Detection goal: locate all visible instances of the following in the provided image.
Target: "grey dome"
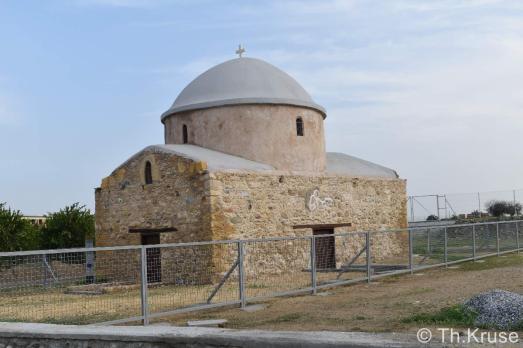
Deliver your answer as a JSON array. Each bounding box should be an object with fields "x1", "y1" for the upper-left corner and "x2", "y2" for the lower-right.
[{"x1": 161, "y1": 57, "x2": 326, "y2": 122}]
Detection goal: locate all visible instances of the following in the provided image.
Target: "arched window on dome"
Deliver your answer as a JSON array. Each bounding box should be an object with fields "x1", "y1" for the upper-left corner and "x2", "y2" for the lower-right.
[
  {"x1": 296, "y1": 117, "x2": 304, "y2": 136},
  {"x1": 183, "y1": 124, "x2": 188, "y2": 144},
  {"x1": 144, "y1": 161, "x2": 153, "y2": 185}
]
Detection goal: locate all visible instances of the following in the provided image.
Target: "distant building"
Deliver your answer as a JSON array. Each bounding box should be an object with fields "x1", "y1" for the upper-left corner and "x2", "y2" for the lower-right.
[{"x1": 22, "y1": 216, "x2": 46, "y2": 226}]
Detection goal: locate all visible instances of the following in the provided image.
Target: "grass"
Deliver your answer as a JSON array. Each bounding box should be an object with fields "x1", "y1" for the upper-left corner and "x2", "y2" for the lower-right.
[
  {"x1": 401, "y1": 287, "x2": 434, "y2": 296},
  {"x1": 457, "y1": 253, "x2": 523, "y2": 271},
  {"x1": 270, "y1": 313, "x2": 304, "y2": 323},
  {"x1": 0, "y1": 272, "x2": 326, "y2": 324},
  {"x1": 401, "y1": 305, "x2": 478, "y2": 327},
  {"x1": 403, "y1": 304, "x2": 523, "y2": 331},
  {"x1": 401, "y1": 259, "x2": 523, "y2": 331},
  {"x1": 247, "y1": 283, "x2": 269, "y2": 289},
  {"x1": 161, "y1": 251, "x2": 523, "y2": 332}
]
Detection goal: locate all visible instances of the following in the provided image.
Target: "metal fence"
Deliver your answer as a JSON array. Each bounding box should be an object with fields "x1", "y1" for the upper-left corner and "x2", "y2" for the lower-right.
[
  {"x1": 408, "y1": 189, "x2": 523, "y2": 222},
  {"x1": 0, "y1": 220, "x2": 521, "y2": 326}
]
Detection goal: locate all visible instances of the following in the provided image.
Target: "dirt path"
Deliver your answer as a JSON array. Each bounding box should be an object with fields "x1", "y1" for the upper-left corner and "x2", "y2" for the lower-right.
[{"x1": 162, "y1": 253, "x2": 523, "y2": 333}]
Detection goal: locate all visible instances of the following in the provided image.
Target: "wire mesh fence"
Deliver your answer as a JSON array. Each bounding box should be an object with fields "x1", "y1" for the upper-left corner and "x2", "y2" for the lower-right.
[
  {"x1": 0, "y1": 220, "x2": 521, "y2": 326},
  {"x1": 146, "y1": 241, "x2": 242, "y2": 319},
  {"x1": 0, "y1": 247, "x2": 142, "y2": 324},
  {"x1": 411, "y1": 227, "x2": 446, "y2": 266},
  {"x1": 316, "y1": 233, "x2": 369, "y2": 288},
  {"x1": 408, "y1": 189, "x2": 523, "y2": 222},
  {"x1": 475, "y1": 223, "x2": 498, "y2": 257},
  {"x1": 243, "y1": 237, "x2": 312, "y2": 300},
  {"x1": 369, "y1": 230, "x2": 409, "y2": 278}
]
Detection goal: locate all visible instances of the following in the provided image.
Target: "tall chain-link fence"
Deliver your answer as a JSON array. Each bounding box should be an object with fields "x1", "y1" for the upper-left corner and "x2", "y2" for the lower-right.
[
  {"x1": 0, "y1": 220, "x2": 521, "y2": 325},
  {"x1": 408, "y1": 189, "x2": 523, "y2": 222}
]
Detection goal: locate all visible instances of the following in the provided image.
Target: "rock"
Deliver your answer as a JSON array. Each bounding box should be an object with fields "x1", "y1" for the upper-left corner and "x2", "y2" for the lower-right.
[
  {"x1": 241, "y1": 304, "x2": 266, "y2": 312},
  {"x1": 315, "y1": 291, "x2": 332, "y2": 297},
  {"x1": 464, "y1": 289, "x2": 523, "y2": 330},
  {"x1": 230, "y1": 216, "x2": 242, "y2": 224}
]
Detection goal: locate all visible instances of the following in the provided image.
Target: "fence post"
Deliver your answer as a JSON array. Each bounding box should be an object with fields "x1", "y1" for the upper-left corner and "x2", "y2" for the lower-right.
[
  {"x1": 496, "y1": 223, "x2": 500, "y2": 256},
  {"x1": 408, "y1": 229, "x2": 413, "y2": 274},
  {"x1": 427, "y1": 229, "x2": 431, "y2": 255},
  {"x1": 472, "y1": 225, "x2": 476, "y2": 261},
  {"x1": 85, "y1": 240, "x2": 95, "y2": 284},
  {"x1": 42, "y1": 254, "x2": 48, "y2": 287},
  {"x1": 517, "y1": 221, "x2": 520, "y2": 254},
  {"x1": 514, "y1": 190, "x2": 517, "y2": 217},
  {"x1": 477, "y1": 192, "x2": 481, "y2": 214},
  {"x1": 409, "y1": 196, "x2": 414, "y2": 222},
  {"x1": 140, "y1": 246, "x2": 149, "y2": 326},
  {"x1": 436, "y1": 195, "x2": 441, "y2": 220},
  {"x1": 366, "y1": 232, "x2": 371, "y2": 283},
  {"x1": 444, "y1": 227, "x2": 448, "y2": 268},
  {"x1": 238, "y1": 241, "x2": 246, "y2": 308},
  {"x1": 310, "y1": 236, "x2": 317, "y2": 294}
]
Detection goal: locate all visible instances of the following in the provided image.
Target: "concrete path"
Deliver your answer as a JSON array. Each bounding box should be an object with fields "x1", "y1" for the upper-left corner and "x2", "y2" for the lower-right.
[{"x1": 0, "y1": 322, "x2": 462, "y2": 347}]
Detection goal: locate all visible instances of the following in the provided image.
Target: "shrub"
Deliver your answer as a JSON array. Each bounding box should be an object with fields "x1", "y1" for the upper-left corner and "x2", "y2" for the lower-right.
[
  {"x1": 468, "y1": 210, "x2": 481, "y2": 218},
  {"x1": 41, "y1": 203, "x2": 95, "y2": 250},
  {"x1": 506, "y1": 202, "x2": 522, "y2": 216},
  {"x1": 402, "y1": 305, "x2": 477, "y2": 327},
  {"x1": 0, "y1": 203, "x2": 40, "y2": 252},
  {"x1": 486, "y1": 200, "x2": 522, "y2": 217}
]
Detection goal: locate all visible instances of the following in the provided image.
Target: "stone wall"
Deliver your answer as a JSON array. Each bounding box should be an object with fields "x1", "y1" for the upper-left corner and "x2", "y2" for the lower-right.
[
  {"x1": 163, "y1": 104, "x2": 326, "y2": 172},
  {"x1": 95, "y1": 148, "x2": 408, "y2": 282},
  {"x1": 94, "y1": 148, "x2": 212, "y2": 283},
  {"x1": 209, "y1": 172, "x2": 407, "y2": 238},
  {"x1": 95, "y1": 150, "x2": 211, "y2": 247},
  {"x1": 208, "y1": 172, "x2": 408, "y2": 272}
]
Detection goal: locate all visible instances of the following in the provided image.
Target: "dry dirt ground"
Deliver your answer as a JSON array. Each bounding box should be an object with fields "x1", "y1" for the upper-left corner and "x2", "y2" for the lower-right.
[{"x1": 160, "y1": 253, "x2": 523, "y2": 333}]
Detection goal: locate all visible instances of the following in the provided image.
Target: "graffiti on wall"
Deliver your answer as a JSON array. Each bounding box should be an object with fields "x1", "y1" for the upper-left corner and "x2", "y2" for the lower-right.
[{"x1": 306, "y1": 188, "x2": 334, "y2": 212}]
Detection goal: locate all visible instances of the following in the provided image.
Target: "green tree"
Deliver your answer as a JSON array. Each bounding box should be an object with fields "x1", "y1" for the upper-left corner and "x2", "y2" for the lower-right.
[
  {"x1": 0, "y1": 203, "x2": 40, "y2": 252},
  {"x1": 486, "y1": 200, "x2": 508, "y2": 217},
  {"x1": 426, "y1": 214, "x2": 439, "y2": 221},
  {"x1": 506, "y1": 202, "x2": 522, "y2": 217},
  {"x1": 486, "y1": 200, "x2": 522, "y2": 218},
  {"x1": 41, "y1": 203, "x2": 95, "y2": 249}
]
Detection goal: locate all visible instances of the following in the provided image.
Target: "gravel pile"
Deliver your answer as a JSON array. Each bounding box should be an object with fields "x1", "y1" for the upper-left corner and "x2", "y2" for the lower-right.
[{"x1": 464, "y1": 289, "x2": 523, "y2": 330}]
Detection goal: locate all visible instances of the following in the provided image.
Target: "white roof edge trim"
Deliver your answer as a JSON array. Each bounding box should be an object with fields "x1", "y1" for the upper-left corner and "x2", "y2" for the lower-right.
[
  {"x1": 161, "y1": 97, "x2": 326, "y2": 122},
  {"x1": 112, "y1": 144, "x2": 275, "y2": 174}
]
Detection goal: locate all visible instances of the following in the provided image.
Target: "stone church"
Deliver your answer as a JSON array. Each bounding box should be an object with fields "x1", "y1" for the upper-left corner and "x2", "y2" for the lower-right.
[{"x1": 95, "y1": 54, "x2": 407, "y2": 280}]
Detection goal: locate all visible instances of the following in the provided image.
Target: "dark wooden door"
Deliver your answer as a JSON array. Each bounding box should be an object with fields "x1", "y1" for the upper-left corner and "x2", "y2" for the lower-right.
[
  {"x1": 141, "y1": 233, "x2": 161, "y2": 283},
  {"x1": 313, "y1": 229, "x2": 336, "y2": 270}
]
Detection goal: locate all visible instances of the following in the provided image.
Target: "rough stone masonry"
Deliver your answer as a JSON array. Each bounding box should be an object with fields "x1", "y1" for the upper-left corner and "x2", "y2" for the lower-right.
[
  {"x1": 94, "y1": 55, "x2": 408, "y2": 283},
  {"x1": 95, "y1": 146, "x2": 407, "y2": 282}
]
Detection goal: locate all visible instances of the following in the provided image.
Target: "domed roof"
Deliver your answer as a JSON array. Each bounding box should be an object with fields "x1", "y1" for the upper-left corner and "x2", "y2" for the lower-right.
[{"x1": 161, "y1": 57, "x2": 326, "y2": 122}]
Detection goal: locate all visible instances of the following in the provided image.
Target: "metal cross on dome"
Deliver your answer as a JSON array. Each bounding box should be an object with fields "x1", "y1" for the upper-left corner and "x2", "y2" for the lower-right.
[{"x1": 235, "y1": 44, "x2": 245, "y2": 58}]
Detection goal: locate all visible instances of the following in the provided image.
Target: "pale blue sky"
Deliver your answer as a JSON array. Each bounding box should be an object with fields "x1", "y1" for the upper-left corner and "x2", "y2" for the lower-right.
[{"x1": 1, "y1": 0, "x2": 523, "y2": 215}]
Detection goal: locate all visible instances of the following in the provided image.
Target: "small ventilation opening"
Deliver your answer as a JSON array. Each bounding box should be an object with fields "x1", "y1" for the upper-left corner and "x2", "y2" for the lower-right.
[
  {"x1": 144, "y1": 161, "x2": 153, "y2": 185},
  {"x1": 183, "y1": 124, "x2": 188, "y2": 144},
  {"x1": 296, "y1": 117, "x2": 304, "y2": 136}
]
